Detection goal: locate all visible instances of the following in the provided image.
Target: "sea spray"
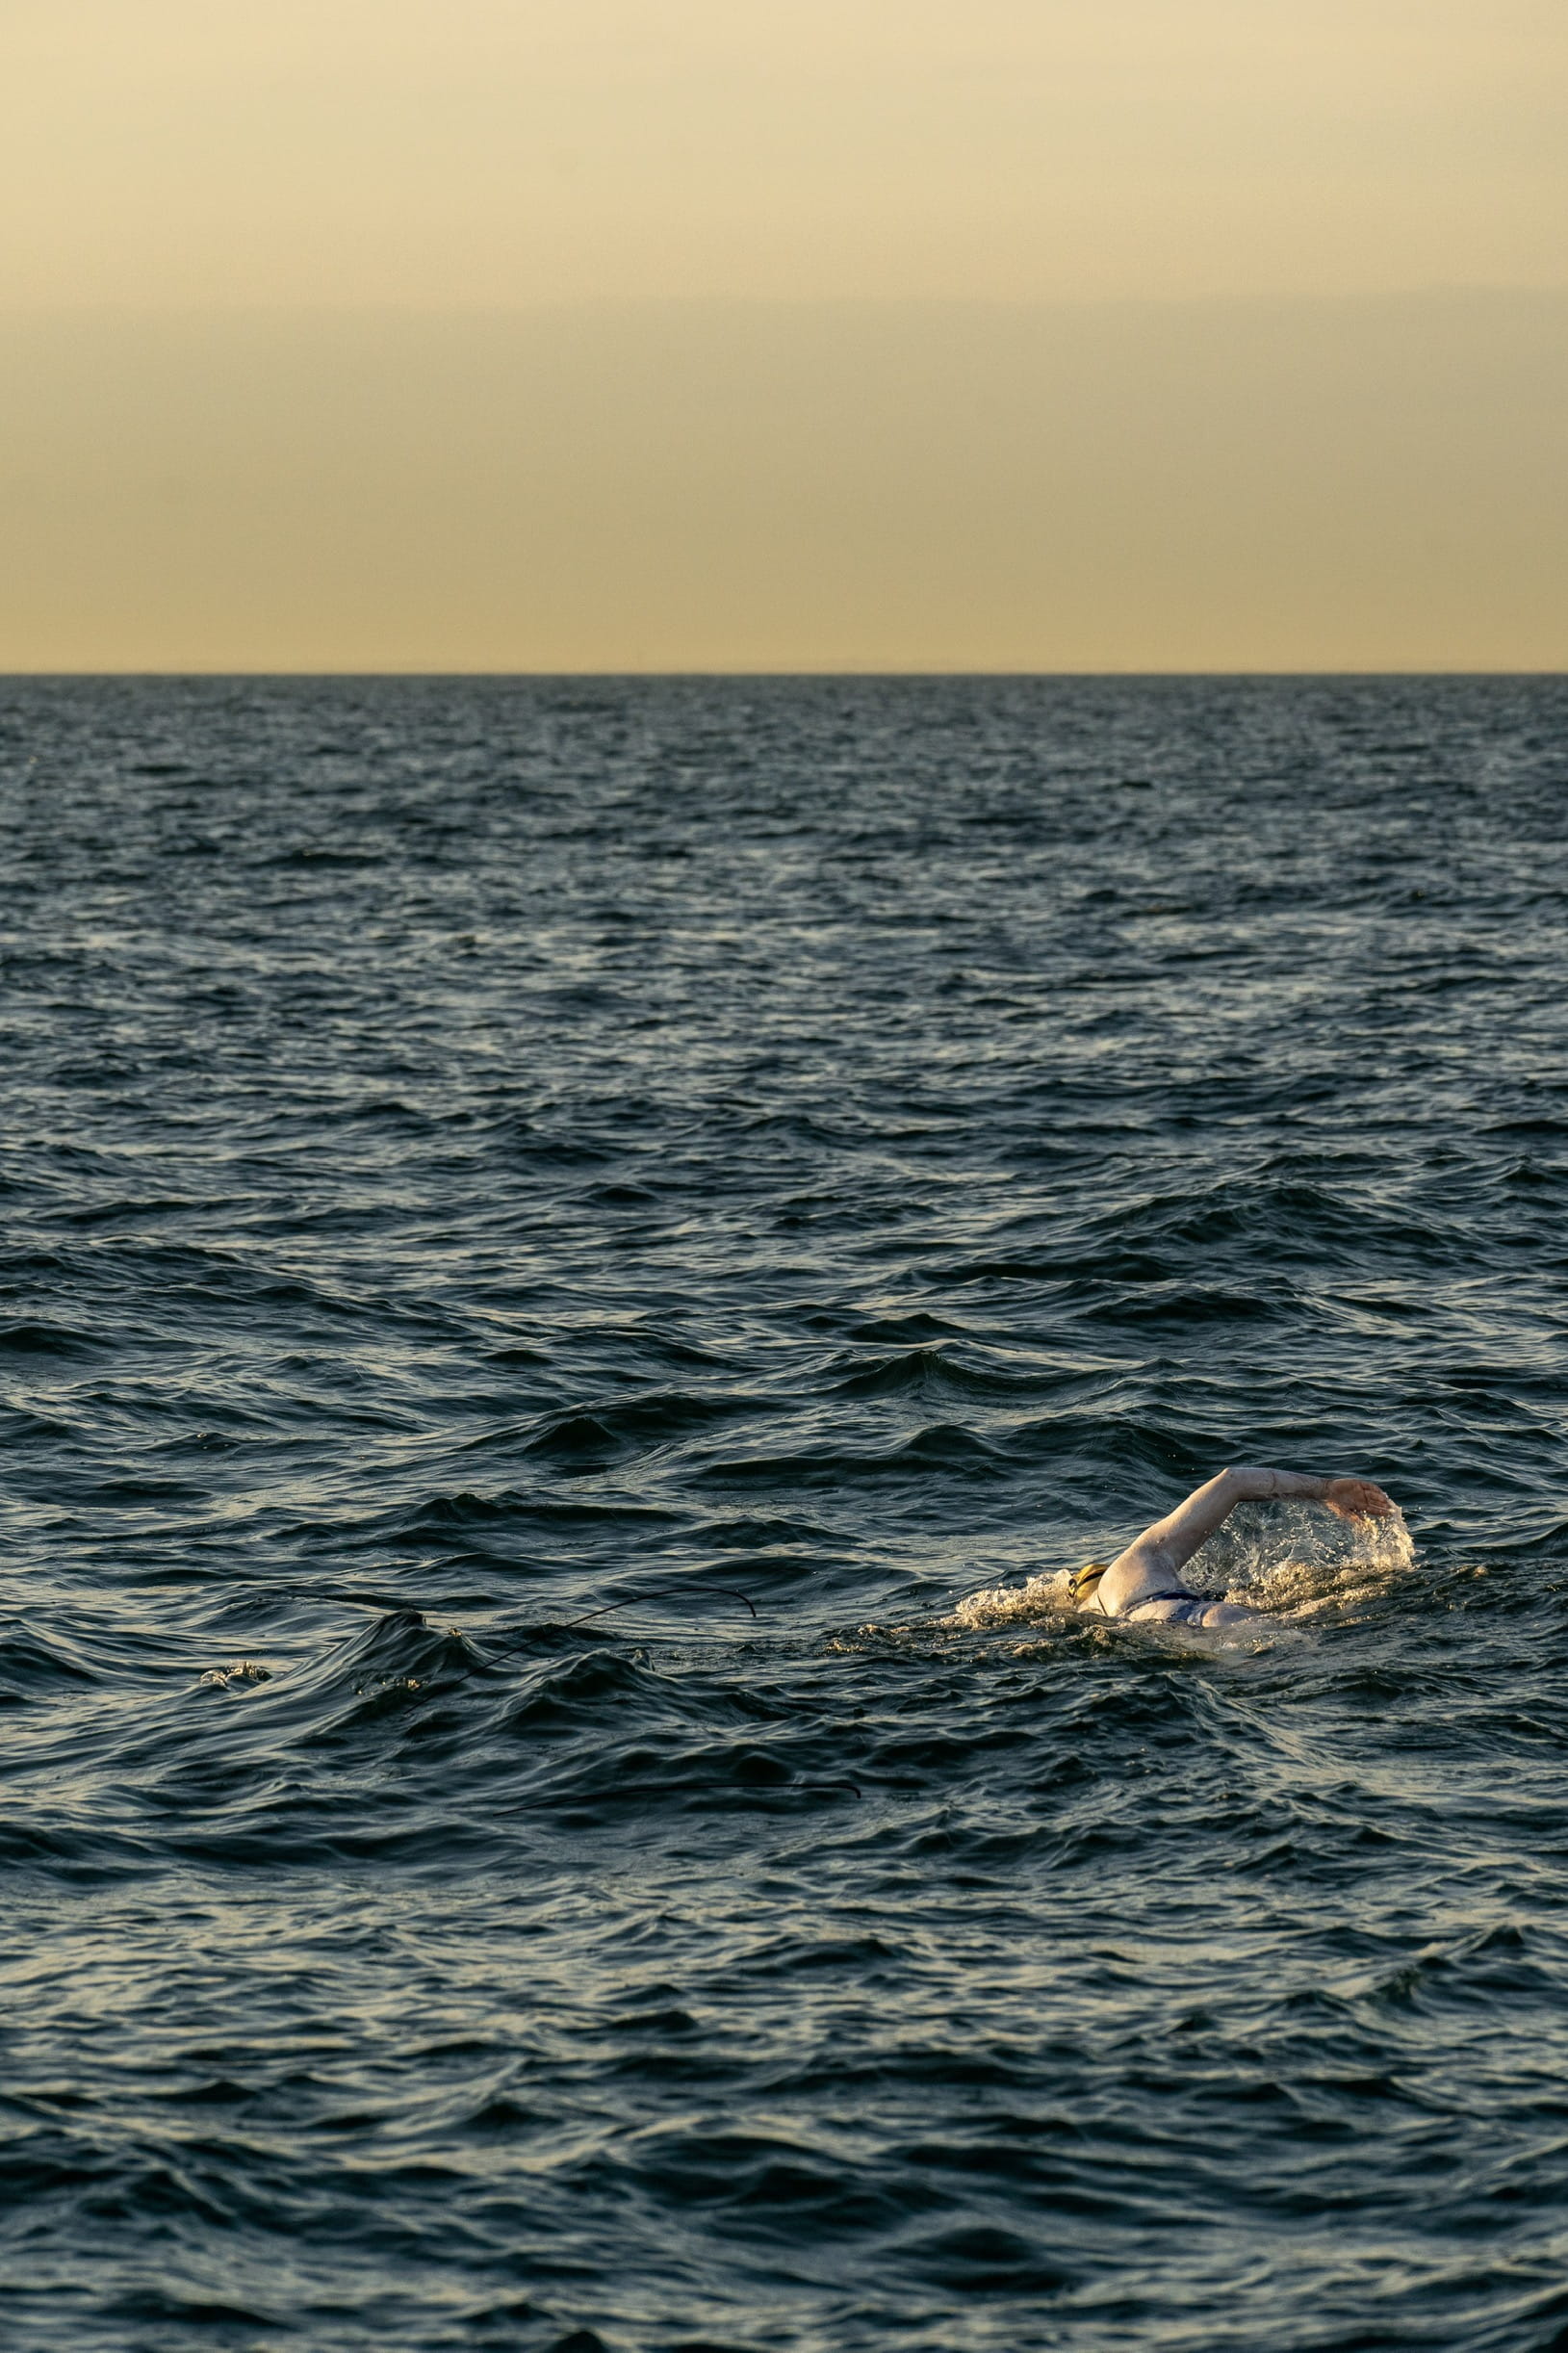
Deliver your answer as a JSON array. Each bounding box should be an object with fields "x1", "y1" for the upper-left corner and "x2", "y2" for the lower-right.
[{"x1": 947, "y1": 1502, "x2": 1416, "y2": 1631}]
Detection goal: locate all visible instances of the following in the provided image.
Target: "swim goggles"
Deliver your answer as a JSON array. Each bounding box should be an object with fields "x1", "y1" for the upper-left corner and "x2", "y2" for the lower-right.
[{"x1": 1068, "y1": 1562, "x2": 1110, "y2": 1607}]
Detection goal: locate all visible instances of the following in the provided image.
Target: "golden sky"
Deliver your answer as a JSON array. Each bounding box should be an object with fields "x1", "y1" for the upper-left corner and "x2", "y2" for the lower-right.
[
  {"x1": 4, "y1": 0, "x2": 1565, "y2": 306},
  {"x1": 1, "y1": 1, "x2": 1564, "y2": 666}
]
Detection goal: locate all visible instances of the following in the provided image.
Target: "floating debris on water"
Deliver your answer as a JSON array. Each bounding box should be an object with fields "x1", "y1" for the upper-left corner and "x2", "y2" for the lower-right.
[{"x1": 197, "y1": 1660, "x2": 272, "y2": 1690}]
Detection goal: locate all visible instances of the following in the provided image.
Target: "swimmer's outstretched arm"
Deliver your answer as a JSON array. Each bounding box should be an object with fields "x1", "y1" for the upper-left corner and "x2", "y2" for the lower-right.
[{"x1": 1098, "y1": 1466, "x2": 1393, "y2": 1616}]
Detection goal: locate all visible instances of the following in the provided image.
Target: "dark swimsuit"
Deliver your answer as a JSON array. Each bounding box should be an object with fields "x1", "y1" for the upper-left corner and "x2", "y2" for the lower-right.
[{"x1": 1103, "y1": 1588, "x2": 1211, "y2": 1626}]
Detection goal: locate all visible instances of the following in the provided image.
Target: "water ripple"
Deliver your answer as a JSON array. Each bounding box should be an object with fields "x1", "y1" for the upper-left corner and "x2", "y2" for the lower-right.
[{"x1": 0, "y1": 676, "x2": 1566, "y2": 2349}]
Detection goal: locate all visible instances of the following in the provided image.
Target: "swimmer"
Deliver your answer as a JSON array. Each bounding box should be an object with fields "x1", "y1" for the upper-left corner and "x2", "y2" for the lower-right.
[{"x1": 1070, "y1": 1465, "x2": 1395, "y2": 1629}]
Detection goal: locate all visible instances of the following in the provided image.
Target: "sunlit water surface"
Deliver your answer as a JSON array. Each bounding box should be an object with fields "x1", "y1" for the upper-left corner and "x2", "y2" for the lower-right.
[{"x1": 2, "y1": 676, "x2": 1567, "y2": 2352}]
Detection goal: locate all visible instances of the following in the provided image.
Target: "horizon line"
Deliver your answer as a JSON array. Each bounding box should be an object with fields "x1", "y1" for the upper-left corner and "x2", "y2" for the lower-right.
[{"x1": 4, "y1": 668, "x2": 1563, "y2": 684}]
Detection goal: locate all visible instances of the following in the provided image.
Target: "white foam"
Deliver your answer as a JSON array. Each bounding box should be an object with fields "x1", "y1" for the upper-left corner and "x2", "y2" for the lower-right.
[{"x1": 947, "y1": 1567, "x2": 1079, "y2": 1632}]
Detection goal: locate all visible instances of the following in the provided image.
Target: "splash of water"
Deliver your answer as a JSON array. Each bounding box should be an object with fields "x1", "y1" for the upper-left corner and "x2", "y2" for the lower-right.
[
  {"x1": 948, "y1": 1504, "x2": 1416, "y2": 1632},
  {"x1": 946, "y1": 1567, "x2": 1078, "y2": 1633},
  {"x1": 1205, "y1": 1501, "x2": 1415, "y2": 1617}
]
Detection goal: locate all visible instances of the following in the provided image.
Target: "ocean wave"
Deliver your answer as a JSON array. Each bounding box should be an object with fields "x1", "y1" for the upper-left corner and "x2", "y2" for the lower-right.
[{"x1": 4, "y1": 674, "x2": 1567, "y2": 2352}]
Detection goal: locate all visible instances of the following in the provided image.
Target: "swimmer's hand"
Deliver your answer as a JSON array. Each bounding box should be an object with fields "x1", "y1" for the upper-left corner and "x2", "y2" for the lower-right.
[{"x1": 1322, "y1": 1478, "x2": 1394, "y2": 1520}]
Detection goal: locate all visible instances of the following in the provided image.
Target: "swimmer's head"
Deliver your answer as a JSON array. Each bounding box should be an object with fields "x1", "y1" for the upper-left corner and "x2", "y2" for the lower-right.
[{"x1": 1068, "y1": 1561, "x2": 1110, "y2": 1609}]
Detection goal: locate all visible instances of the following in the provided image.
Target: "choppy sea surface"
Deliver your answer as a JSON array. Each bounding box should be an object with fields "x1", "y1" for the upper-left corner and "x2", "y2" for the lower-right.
[{"x1": 2, "y1": 675, "x2": 1567, "y2": 2353}]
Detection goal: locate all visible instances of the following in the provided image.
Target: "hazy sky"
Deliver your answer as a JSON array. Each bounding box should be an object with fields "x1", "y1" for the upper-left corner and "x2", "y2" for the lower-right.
[
  {"x1": 4, "y1": 0, "x2": 1564, "y2": 305},
  {"x1": 1, "y1": 2, "x2": 1564, "y2": 667}
]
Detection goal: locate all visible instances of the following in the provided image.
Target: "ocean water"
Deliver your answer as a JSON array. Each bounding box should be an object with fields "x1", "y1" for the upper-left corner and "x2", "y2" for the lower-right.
[{"x1": 2, "y1": 673, "x2": 1567, "y2": 2353}]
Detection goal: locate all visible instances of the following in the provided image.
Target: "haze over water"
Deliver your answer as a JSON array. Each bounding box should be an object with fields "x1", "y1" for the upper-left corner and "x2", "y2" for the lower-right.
[{"x1": 3, "y1": 674, "x2": 1568, "y2": 2350}]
